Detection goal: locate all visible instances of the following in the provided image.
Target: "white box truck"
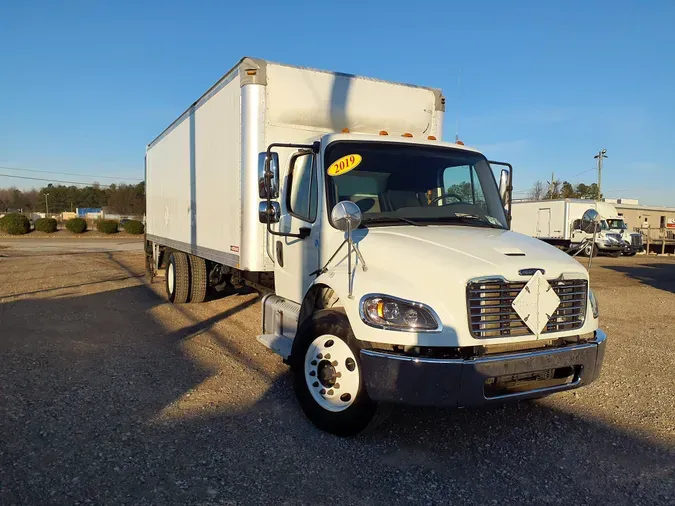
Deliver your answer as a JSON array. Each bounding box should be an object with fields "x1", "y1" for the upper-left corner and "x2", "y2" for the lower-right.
[
  {"x1": 511, "y1": 199, "x2": 644, "y2": 257},
  {"x1": 145, "y1": 58, "x2": 606, "y2": 436}
]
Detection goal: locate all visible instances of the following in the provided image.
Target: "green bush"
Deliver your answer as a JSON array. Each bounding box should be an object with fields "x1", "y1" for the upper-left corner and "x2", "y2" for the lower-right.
[
  {"x1": 0, "y1": 213, "x2": 31, "y2": 235},
  {"x1": 66, "y1": 217, "x2": 87, "y2": 234},
  {"x1": 122, "y1": 219, "x2": 144, "y2": 234},
  {"x1": 96, "y1": 219, "x2": 118, "y2": 234},
  {"x1": 35, "y1": 217, "x2": 58, "y2": 233}
]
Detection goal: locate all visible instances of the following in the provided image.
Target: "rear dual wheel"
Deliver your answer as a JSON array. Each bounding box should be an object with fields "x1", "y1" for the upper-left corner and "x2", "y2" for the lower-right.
[{"x1": 165, "y1": 251, "x2": 208, "y2": 304}]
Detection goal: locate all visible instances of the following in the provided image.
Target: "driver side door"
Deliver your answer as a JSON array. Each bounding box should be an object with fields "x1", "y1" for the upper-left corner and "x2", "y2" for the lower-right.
[{"x1": 274, "y1": 151, "x2": 321, "y2": 304}]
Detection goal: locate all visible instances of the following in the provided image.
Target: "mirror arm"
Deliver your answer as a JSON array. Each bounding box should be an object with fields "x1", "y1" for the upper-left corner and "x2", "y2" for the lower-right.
[
  {"x1": 490, "y1": 160, "x2": 514, "y2": 228},
  {"x1": 263, "y1": 142, "x2": 317, "y2": 240}
]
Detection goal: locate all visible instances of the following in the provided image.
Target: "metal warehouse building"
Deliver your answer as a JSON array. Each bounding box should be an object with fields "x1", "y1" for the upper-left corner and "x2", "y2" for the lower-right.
[{"x1": 607, "y1": 199, "x2": 675, "y2": 231}]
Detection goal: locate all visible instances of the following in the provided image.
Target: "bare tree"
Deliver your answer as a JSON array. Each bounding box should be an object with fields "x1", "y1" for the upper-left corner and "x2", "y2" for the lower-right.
[{"x1": 528, "y1": 180, "x2": 546, "y2": 200}]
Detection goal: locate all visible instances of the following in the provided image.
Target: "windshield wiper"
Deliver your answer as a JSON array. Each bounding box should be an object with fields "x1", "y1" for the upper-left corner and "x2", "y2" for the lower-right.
[
  {"x1": 362, "y1": 216, "x2": 427, "y2": 227},
  {"x1": 438, "y1": 214, "x2": 503, "y2": 229}
]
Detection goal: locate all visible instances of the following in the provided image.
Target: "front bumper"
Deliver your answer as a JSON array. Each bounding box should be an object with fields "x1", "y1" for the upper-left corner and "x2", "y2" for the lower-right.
[
  {"x1": 360, "y1": 330, "x2": 607, "y2": 407},
  {"x1": 597, "y1": 242, "x2": 624, "y2": 252}
]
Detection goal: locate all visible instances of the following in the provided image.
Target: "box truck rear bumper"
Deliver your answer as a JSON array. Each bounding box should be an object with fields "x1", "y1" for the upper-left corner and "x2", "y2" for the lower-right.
[{"x1": 359, "y1": 330, "x2": 606, "y2": 407}]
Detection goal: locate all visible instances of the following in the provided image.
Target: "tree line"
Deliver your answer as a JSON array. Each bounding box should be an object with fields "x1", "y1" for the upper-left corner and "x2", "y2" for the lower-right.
[
  {"x1": 528, "y1": 181, "x2": 600, "y2": 201},
  {"x1": 0, "y1": 182, "x2": 145, "y2": 216}
]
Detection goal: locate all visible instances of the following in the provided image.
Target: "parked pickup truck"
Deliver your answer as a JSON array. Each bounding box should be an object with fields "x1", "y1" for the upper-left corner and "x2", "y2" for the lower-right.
[{"x1": 145, "y1": 58, "x2": 606, "y2": 436}]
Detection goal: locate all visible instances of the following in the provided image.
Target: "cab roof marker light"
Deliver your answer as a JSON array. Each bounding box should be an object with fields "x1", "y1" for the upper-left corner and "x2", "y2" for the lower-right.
[
  {"x1": 402, "y1": 133, "x2": 413, "y2": 138},
  {"x1": 342, "y1": 128, "x2": 350, "y2": 133},
  {"x1": 456, "y1": 140, "x2": 465, "y2": 145},
  {"x1": 379, "y1": 130, "x2": 389, "y2": 136},
  {"x1": 427, "y1": 136, "x2": 437, "y2": 140}
]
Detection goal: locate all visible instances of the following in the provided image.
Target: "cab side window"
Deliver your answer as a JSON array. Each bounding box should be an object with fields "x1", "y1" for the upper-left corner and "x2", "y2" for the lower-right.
[{"x1": 288, "y1": 153, "x2": 318, "y2": 222}]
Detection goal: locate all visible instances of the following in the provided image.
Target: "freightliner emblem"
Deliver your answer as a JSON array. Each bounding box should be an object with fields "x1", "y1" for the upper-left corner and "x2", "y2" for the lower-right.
[{"x1": 519, "y1": 268, "x2": 546, "y2": 276}]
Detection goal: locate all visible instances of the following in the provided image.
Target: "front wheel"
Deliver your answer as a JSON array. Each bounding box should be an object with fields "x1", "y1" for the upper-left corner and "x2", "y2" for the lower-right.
[
  {"x1": 583, "y1": 242, "x2": 598, "y2": 257},
  {"x1": 291, "y1": 309, "x2": 388, "y2": 436}
]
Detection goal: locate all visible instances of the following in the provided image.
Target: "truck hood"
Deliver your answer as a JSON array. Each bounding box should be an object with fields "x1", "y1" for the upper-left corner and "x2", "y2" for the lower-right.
[
  {"x1": 322, "y1": 224, "x2": 596, "y2": 348},
  {"x1": 353, "y1": 225, "x2": 588, "y2": 284}
]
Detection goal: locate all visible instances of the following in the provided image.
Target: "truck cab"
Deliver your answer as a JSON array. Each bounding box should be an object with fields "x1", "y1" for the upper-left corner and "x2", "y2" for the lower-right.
[
  {"x1": 260, "y1": 133, "x2": 606, "y2": 435},
  {"x1": 571, "y1": 202, "x2": 644, "y2": 257}
]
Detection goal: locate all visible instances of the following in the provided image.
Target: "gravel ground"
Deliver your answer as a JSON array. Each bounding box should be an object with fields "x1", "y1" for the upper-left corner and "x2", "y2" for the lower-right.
[{"x1": 0, "y1": 249, "x2": 673, "y2": 505}]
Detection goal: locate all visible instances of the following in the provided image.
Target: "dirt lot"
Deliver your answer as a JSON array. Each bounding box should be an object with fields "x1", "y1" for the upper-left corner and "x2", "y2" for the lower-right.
[{"x1": 0, "y1": 247, "x2": 673, "y2": 505}]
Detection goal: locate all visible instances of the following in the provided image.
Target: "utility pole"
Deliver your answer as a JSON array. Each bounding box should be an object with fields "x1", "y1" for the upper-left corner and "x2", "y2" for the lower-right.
[
  {"x1": 594, "y1": 149, "x2": 607, "y2": 199},
  {"x1": 45, "y1": 193, "x2": 50, "y2": 215}
]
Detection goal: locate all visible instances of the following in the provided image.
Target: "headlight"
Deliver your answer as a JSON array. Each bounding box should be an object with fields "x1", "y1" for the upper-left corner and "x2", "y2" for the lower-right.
[
  {"x1": 361, "y1": 295, "x2": 441, "y2": 332},
  {"x1": 589, "y1": 289, "x2": 599, "y2": 319}
]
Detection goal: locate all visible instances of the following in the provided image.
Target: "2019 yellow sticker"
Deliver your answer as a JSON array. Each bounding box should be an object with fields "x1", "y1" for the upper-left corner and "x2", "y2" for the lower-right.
[{"x1": 327, "y1": 154, "x2": 362, "y2": 176}]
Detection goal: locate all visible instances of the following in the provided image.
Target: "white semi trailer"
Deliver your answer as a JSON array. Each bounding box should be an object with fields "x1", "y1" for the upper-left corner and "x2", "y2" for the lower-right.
[
  {"x1": 145, "y1": 58, "x2": 606, "y2": 436},
  {"x1": 511, "y1": 199, "x2": 644, "y2": 257}
]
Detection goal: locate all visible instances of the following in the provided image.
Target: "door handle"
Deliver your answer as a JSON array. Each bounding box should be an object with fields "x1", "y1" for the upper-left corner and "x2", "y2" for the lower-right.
[{"x1": 276, "y1": 240, "x2": 284, "y2": 267}]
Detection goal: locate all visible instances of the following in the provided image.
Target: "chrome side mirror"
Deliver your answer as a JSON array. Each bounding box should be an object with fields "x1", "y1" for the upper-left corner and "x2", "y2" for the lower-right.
[
  {"x1": 498, "y1": 168, "x2": 510, "y2": 205},
  {"x1": 331, "y1": 201, "x2": 362, "y2": 232},
  {"x1": 258, "y1": 201, "x2": 280, "y2": 224},
  {"x1": 582, "y1": 208, "x2": 600, "y2": 223},
  {"x1": 258, "y1": 152, "x2": 279, "y2": 199},
  {"x1": 582, "y1": 208, "x2": 601, "y2": 271}
]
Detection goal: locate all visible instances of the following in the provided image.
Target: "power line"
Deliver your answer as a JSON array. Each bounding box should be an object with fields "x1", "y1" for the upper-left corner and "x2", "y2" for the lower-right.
[
  {"x1": 0, "y1": 173, "x2": 122, "y2": 188},
  {"x1": 566, "y1": 167, "x2": 596, "y2": 180},
  {"x1": 0, "y1": 165, "x2": 143, "y2": 181}
]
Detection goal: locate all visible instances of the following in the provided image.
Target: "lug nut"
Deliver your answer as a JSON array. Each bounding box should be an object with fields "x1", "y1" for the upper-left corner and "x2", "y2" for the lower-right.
[
  {"x1": 309, "y1": 370, "x2": 316, "y2": 376},
  {"x1": 320, "y1": 389, "x2": 326, "y2": 395},
  {"x1": 313, "y1": 382, "x2": 319, "y2": 388},
  {"x1": 334, "y1": 383, "x2": 340, "y2": 389},
  {"x1": 317, "y1": 353, "x2": 323, "y2": 359},
  {"x1": 311, "y1": 360, "x2": 317, "y2": 366},
  {"x1": 331, "y1": 360, "x2": 338, "y2": 366},
  {"x1": 324, "y1": 353, "x2": 331, "y2": 360},
  {"x1": 327, "y1": 389, "x2": 334, "y2": 396}
]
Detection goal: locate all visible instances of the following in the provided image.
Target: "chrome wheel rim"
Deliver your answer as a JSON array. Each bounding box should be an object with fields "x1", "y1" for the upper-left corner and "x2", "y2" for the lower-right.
[
  {"x1": 304, "y1": 334, "x2": 359, "y2": 412},
  {"x1": 167, "y1": 262, "x2": 175, "y2": 294}
]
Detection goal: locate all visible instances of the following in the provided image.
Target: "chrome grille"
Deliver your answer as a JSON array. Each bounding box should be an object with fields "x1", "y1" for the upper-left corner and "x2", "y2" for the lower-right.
[
  {"x1": 467, "y1": 278, "x2": 588, "y2": 338},
  {"x1": 631, "y1": 234, "x2": 643, "y2": 247}
]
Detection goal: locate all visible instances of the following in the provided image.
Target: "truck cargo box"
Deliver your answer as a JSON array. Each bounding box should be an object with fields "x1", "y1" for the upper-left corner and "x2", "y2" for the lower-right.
[{"x1": 145, "y1": 57, "x2": 444, "y2": 272}]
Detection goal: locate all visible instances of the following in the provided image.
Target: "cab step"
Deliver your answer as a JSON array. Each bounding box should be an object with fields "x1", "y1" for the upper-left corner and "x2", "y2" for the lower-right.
[{"x1": 256, "y1": 333, "x2": 293, "y2": 360}]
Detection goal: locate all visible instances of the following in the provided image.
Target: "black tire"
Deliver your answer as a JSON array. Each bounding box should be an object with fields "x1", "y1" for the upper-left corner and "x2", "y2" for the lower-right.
[
  {"x1": 583, "y1": 242, "x2": 598, "y2": 257},
  {"x1": 291, "y1": 309, "x2": 390, "y2": 437},
  {"x1": 188, "y1": 255, "x2": 207, "y2": 303},
  {"x1": 165, "y1": 251, "x2": 190, "y2": 304}
]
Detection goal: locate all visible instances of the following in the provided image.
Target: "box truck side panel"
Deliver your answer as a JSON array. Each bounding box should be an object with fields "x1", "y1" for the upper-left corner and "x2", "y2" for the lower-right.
[
  {"x1": 146, "y1": 71, "x2": 242, "y2": 267},
  {"x1": 511, "y1": 201, "x2": 540, "y2": 237},
  {"x1": 512, "y1": 200, "x2": 566, "y2": 239},
  {"x1": 266, "y1": 63, "x2": 442, "y2": 138}
]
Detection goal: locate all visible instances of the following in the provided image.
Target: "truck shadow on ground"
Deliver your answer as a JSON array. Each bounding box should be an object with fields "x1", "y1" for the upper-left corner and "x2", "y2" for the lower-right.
[
  {"x1": 602, "y1": 262, "x2": 675, "y2": 294},
  {"x1": 1, "y1": 264, "x2": 673, "y2": 504}
]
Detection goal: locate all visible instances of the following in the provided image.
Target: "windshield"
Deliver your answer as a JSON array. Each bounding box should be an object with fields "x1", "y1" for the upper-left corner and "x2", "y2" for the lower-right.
[
  {"x1": 325, "y1": 142, "x2": 508, "y2": 229},
  {"x1": 606, "y1": 219, "x2": 627, "y2": 230}
]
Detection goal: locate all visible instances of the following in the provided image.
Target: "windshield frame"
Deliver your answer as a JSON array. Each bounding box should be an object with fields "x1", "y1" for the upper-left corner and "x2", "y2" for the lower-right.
[
  {"x1": 323, "y1": 140, "x2": 508, "y2": 231},
  {"x1": 605, "y1": 218, "x2": 627, "y2": 230}
]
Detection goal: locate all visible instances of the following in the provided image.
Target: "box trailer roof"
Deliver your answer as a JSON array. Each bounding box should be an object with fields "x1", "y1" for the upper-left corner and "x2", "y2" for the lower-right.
[{"x1": 148, "y1": 57, "x2": 445, "y2": 149}]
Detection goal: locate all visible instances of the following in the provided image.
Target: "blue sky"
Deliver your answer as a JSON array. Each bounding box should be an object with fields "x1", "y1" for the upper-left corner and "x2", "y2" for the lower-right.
[{"x1": 1, "y1": 0, "x2": 674, "y2": 205}]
